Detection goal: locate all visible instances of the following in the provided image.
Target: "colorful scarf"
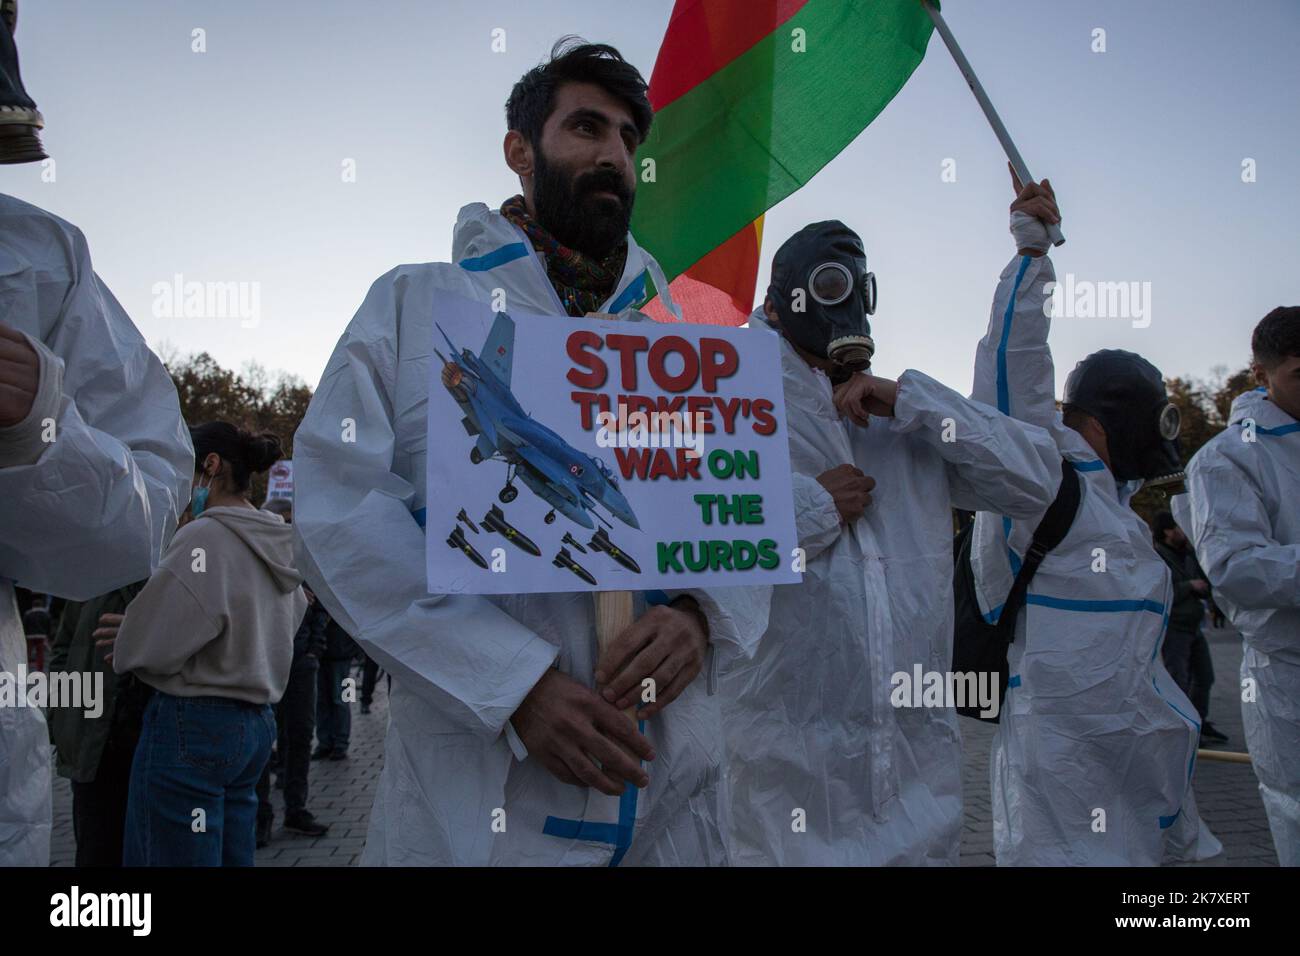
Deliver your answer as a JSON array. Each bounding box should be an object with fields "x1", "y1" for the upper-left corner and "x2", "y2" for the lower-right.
[{"x1": 500, "y1": 194, "x2": 628, "y2": 317}]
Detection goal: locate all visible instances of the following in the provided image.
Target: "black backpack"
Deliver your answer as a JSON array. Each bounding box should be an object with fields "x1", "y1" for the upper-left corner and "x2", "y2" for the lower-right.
[{"x1": 951, "y1": 458, "x2": 1081, "y2": 722}]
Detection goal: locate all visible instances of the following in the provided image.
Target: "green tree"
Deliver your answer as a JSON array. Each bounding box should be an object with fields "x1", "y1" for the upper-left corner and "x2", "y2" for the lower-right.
[
  {"x1": 1129, "y1": 365, "x2": 1254, "y2": 523},
  {"x1": 162, "y1": 351, "x2": 314, "y2": 503}
]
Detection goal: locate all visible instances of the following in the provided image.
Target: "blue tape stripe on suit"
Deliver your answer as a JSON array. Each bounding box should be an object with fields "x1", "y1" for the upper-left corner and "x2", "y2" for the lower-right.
[
  {"x1": 995, "y1": 255, "x2": 1033, "y2": 415},
  {"x1": 1003, "y1": 516, "x2": 1021, "y2": 576},
  {"x1": 542, "y1": 718, "x2": 645, "y2": 866},
  {"x1": 607, "y1": 271, "x2": 647, "y2": 314},
  {"x1": 1245, "y1": 421, "x2": 1300, "y2": 436},
  {"x1": 983, "y1": 594, "x2": 1166, "y2": 624},
  {"x1": 1071, "y1": 459, "x2": 1106, "y2": 471},
  {"x1": 458, "y1": 242, "x2": 529, "y2": 272}
]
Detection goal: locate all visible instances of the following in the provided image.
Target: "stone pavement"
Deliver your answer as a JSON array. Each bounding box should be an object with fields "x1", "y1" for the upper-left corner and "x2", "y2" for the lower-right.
[
  {"x1": 51, "y1": 626, "x2": 1278, "y2": 867},
  {"x1": 49, "y1": 662, "x2": 390, "y2": 868}
]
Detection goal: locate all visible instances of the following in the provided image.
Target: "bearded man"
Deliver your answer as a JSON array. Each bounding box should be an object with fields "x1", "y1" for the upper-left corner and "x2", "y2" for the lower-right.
[{"x1": 293, "y1": 38, "x2": 768, "y2": 866}]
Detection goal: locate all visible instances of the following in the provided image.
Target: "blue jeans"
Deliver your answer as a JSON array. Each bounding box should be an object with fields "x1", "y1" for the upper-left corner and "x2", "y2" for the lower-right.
[
  {"x1": 123, "y1": 692, "x2": 276, "y2": 867},
  {"x1": 315, "y1": 659, "x2": 352, "y2": 753}
]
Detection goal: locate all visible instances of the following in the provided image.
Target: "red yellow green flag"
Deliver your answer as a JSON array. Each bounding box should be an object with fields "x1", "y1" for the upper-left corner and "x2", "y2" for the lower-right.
[{"x1": 633, "y1": 0, "x2": 934, "y2": 324}]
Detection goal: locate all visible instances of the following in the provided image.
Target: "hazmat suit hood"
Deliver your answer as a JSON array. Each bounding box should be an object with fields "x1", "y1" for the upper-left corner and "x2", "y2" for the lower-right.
[
  {"x1": 198, "y1": 506, "x2": 303, "y2": 594},
  {"x1": 1062, "y1": 348, "x2": 1182, "y2": 483},
  {"x1": 1226, "y1": 387, "x2": 1273, "y2": 425},
  {"x1": 0, "y1": 1, "x2": 47, "y2": 165},
  {"x1": 446, "y1": 201, "x2": 681, "y2": 321}
]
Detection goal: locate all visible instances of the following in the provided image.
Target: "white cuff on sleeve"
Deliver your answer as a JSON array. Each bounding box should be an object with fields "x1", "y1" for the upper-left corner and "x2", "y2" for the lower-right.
[
  {"x1": 1010, "y1": 210, "x2": 1051, "y2": 254},
  {"x1": 504, "y1": 719, "x2": 529, "y2": 762}
]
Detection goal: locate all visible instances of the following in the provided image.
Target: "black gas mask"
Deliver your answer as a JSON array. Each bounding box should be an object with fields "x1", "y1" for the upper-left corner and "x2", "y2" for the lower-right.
[
  {"x1": 0, "y1": 1, "x2": 46, "y2": 165},
  {"x1": 1063, "y1": 349, "x2": 1183, "y2": 484},
  {"x1": 767, "y1": 221, "x2": 876, "y2": 383}
]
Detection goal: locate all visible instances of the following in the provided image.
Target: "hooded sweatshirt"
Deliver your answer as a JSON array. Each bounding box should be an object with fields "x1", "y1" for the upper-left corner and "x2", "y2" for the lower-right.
[{"x1": 113, "y1": 506, "x2": 306, "y2": 704}]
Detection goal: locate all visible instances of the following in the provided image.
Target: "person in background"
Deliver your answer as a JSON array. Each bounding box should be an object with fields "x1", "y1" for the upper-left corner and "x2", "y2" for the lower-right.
[
  {"x1": 255, "y1": 497, "x2": 331, "y2": 846},
  {"x1": 1185, "y1": 305, "x2": 1300, "y2": 867},
  {"x1": 359, "y1": 652, "x2": 384, "y2": 716},
  {"x1": 314, "y1": 616, "x2": 359, "y2": 761},
  {"x1": 1151, "y1": 511, "x2": 1226, "y2": 745},
  {"x1": 111, "y1": 423, "x2": 305, "y2": 866},
  {"x1": 46, "y1": 583, "x2": 150, "y2": 866}
]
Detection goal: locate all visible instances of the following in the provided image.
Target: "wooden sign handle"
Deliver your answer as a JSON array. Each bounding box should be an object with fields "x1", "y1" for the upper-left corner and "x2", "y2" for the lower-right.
[
  {"x1": 595, "y1": 590, "x2": 637, "y2": 724},
  {"x1": 584, "y1": 313, "x2": 640, "y2": 725}
]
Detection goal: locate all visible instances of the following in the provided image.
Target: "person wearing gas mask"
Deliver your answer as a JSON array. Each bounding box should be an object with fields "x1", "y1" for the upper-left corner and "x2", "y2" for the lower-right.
[
  {"x1": 1182, "y1": 306, "x2": 1300, "y2": 867},
  {"x1": 0, "y1": 0, "x2": 193, "y2": 866},
  {"x1": 719, "y1": 220, "x2": 1061, "y2": 865},
  {"x1": 968, "y1": 174, "x2": 1220, "y2": 865}
]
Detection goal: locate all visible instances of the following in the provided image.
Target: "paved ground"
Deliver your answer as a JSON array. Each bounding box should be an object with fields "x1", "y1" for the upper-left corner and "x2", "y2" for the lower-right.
[
  {"x1": 51, "y1": 626, "x2": 1278, "y2": 867},
  {"x1": 49, "y1": 662, "x2": 390, "y2": 868}
]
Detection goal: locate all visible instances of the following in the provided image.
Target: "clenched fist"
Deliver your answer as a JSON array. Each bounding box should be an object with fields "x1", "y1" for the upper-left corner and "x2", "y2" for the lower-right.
[
  {"x1": 832, "y1": 373, "x2": 898, "y2": 428},
  {"x1": 816, "y1": 463, "x2": 876, "y2": 525},
  {"x1": 0, "y1": 322, "x2": 39, "y2": 428}
]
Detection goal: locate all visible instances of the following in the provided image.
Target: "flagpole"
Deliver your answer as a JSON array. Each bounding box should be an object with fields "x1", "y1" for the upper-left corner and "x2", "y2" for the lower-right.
[{"x1": 923, "y1": 0, "x2": 1066, "y2": 246}]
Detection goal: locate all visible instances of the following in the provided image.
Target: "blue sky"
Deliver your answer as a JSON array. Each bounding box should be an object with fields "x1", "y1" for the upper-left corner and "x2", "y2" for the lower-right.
[{"x1": 4, "y1": 0, "x2": 1297, "y2": 395}]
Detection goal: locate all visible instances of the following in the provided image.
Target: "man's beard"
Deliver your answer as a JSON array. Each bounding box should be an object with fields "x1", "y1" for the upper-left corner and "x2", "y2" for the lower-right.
[{"x1": 532, "y1": 149, "x2": 634, "y2": 260}]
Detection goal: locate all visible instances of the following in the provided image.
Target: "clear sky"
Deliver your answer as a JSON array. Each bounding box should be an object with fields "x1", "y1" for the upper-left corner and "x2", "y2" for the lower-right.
[{"x1": 5, "y1": 0, "x2": 1297, "y2": 395}]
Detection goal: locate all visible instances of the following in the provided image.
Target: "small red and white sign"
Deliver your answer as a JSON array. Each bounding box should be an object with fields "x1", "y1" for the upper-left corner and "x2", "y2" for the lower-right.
[{"x1": 267, "y1": 459, "x2": 294, "y2": 500}]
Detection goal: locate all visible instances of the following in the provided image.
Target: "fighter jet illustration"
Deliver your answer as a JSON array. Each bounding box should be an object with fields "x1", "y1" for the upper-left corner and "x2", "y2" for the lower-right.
[
  {"x1": 435, "y1": 313, "x2": 640, "y2": 532},
  {"x1": 481, "y1": 504, "x2": 541, "y2": 557},
  {"x1": 589, "y1": 528, "x2": 642, "y2": 574},
  {"x1": 447, "y1": 526, "x2": 489, "y2": 569},
  {"x1": 552, "y1": 548, "x2": 598, "y2": 586}
]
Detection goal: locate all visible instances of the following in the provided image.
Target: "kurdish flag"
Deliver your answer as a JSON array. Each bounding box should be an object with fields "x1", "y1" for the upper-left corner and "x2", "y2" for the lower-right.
[{"x1": 633, "y1": 0, "x2": 935, "y2": 325}]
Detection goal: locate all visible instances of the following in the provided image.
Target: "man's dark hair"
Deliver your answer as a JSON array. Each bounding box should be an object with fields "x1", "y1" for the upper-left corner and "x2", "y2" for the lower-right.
[
  {"x1": 505, "y1": 37, "x2": 652, "y2": 149},
  {"x1": 1252, "y1": 306, "x2": 1300, "y2": 370},
  {"x1": 1151, "y1": 509, "x2": 1177, "y2": 544}
]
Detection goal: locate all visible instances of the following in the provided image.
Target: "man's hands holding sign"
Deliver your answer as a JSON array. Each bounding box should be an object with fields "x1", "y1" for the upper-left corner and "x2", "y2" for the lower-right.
[
  {"x1": 511, "y1": 580, "x2": 710, "y2": 796},
  {"x1": 511, "y1": 669, "x2": 653, "y2": 796},
  {"x1": 596, "y1": 596, "x2": 709, "y2": 717}
]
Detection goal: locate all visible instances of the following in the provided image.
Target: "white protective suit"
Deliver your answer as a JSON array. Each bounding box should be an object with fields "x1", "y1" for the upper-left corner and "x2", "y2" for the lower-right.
[
  {"x1": 970, "y1": 243, "x2": 1220, "y2": 865},
  {"x1": 720, "y1": 313, "x2": 1060, "y2": 865},
  {"x1": 0, "y1": 193, "x2": 192, "y2": 866},
  {"x1": 1184, "y1": 388, "x2": 1300, "y2": 866},
  {"x1": 294, "y1": 202, "x2": 770, "y2": 866}
]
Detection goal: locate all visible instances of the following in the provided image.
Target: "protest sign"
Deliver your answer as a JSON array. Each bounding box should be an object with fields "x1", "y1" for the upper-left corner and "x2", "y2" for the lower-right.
[
  {"x1": 266, "y1": 459, "x2": 293, "y2": 501},
  {"x1": 425, "y1": 295, "x2": 800, "y2": 595}
]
